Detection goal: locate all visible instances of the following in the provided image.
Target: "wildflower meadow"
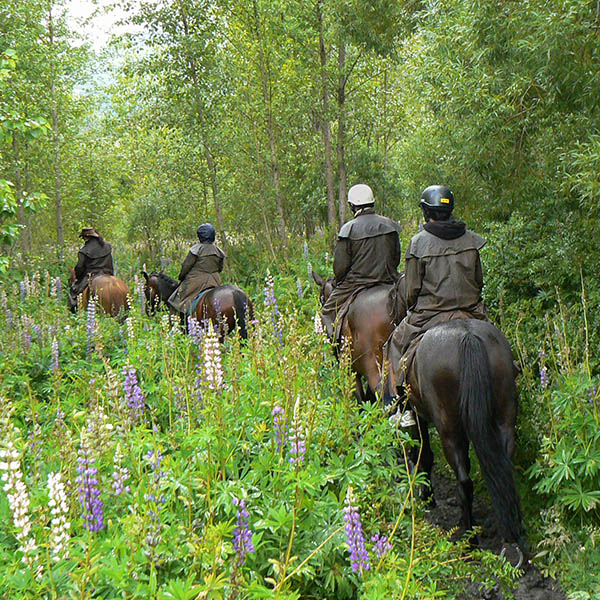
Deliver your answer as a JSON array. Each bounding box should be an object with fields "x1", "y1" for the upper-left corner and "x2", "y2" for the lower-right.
[{"x1": 0, "y1": 244, "x2": 599, "y2": 599}]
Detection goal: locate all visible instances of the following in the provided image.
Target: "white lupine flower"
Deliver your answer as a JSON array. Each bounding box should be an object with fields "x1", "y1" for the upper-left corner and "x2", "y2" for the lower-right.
[
  {"x1": 47, "y1": 472, "x2": 70, "y2": 561},
  {"x1": 202, "y1": 323, "x2": 223, "y2": 391},
  {"x1": 314, "y1": 312, "x2": 324, "y2": 335},
  {"x1": 0, "y1": 439, "x2": 39, "y2": 571}
]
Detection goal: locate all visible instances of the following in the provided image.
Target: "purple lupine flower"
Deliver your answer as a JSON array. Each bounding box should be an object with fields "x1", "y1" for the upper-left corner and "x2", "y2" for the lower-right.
[
  {"x1": 288, "y1": 417, "x2": 306, "y2": 465},
  {"x1": 51, "y1": 338, "x2": 59, "y2": 373},
  {"x1": 5, "y1": 308, "x2": 13, "y2": 329},
  {"x1": 371, "y1": 534, "x2": 392, "y2": 559},
  {"x1": 539, "y1": 350, "x2": 548, "y2": 391},
  {"x1": 232, "y1": 497, "x2": 255, "y2": 565},
  {"x1": 588, "y1": 387, "x2": 596, "y2": 407},
  {"x1": 144, "y1": 448, "x2": 166, "y2": 552},
  {"x1": 264, "y1": 273, "x2": 283, "y2": 343},
  {"x1": 123, "y1": 366, "x2": 145, "y2": 422},
  {"x1": 75, "y1": 443, "x2": 105, "y2": 532},
  {"x1": 19, "y1": 281, "x2": 26, "y2": 302},
  {"x1": 86, "y1": 300, "x2": 96, "y2": 358},
  {"x1": 272, "y1": 405, "x2": 286, "y2": 453},
  {"x1": 343, "y1": 487, "x2": 370, "y2": 575},
  {"x1": 188, "y1": 316, "x2": 204, "y2": 347}
]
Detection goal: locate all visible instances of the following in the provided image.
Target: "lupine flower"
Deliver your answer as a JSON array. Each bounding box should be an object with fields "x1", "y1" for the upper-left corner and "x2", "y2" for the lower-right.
[
  {"x1": 43, "y1": 270, "x2": 50, "y2": 296},
  {"x1": 307, "y1": 262, "x2": 313, "y2": 277},
  {"x1": 296, "y1": 278, "x2": 303, "y2": 299},
  {"x1": 51, "y1": 337, "x2": 59, "y2": 373},
  {"x1": 0, "y1": 438, "x2": 39, "y2": 569},
  {"x1": 86, "y1": 300, "x2": 97, "y2": 358},
  {"x1": 303, "y1": 240, "x2": 309, "y2": 261},
  {"x1": 123, "y1": 366, "x2": 145, "y2": 423},
  {"x1": 6, "y1": 308, "x2": 13, "y2": 329},
  {"x1": 264, "y1": 272, "x2": 283, "y2": 342},
  {"x1": 201, "y1": 323, "x2": 223, "y2": 392},
  {"x1": 314, "y1": 312, "x2": 324, "y2": 335},
  {"x1": 75, "y1": 442, "x2": 105, "y2": 532},
  {"x1": 125, "y1": 316, "x2": 134, "y2": 341},
  {"x1": 19, "y1": 280, "x2": 26, "y2": 302},
  {"x1": 288, "y1": 401, "x2": 306, "y2": 466},
  {"x1": 588, "y1": 387, "x2": 596, "y2": 407},
  {"x1": 371, "y1": 534, "x2": 392, "y2": 559},
  {"x1": 136, "y1": 280, "x2": 145, "y2": 315},
  {"x1": 188, "y1": 316, "x2": 204, "y2": 347},
  {"x1": 0, "y1": 288, "x2": 7, "y2": 311},
  {"x1": 47, "y1": 472, "x2": 70, "y2": 561},
  {"x1": 232, "y1": 497, "x2": 255, "y2": 565},
  {"x1": 21, "y1": 315, "x2": 33, "y2": 350},
  {"x1": 144, "y1": 448, "x2": 166, "y2": 555},
  {"x1": 272, "y1": 405, "x2": 286, "y2": 453},
  {"x1": 324, "y1": 252, "x2": 329, "y2": 263},
  {"x1": 111, "y1": 446, "x2": 130, "y2": 496},
  {"x1": 343, "y1": 486, "x2": 370, "y2": 575},
  {"x1": 539, "y1": 350, "x2": 548, "y2": 390}
]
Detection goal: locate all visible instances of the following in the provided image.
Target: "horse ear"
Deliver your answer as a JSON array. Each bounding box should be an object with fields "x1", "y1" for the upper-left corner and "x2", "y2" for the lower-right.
[
  {"x1": 142, "y1": 271, "x2": 149, "y2": 281},
  {"x1": 312, "y1": 271, "x2": 324, "y2": 287}
]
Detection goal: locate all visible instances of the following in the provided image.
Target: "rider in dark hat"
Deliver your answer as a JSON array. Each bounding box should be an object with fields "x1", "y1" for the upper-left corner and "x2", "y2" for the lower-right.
[
  {"x1": 385, "y1": 185, "x2": 488, "y2": 423},
  {"x1": 321, "y1": 184, "x2": 401, "y2": 342},
  {"x1": 68, "y1": 227, "x2": 114, "y2": 312},
  {"x1": 168, "y1": 223, "x2": 226, "y2": 314}
]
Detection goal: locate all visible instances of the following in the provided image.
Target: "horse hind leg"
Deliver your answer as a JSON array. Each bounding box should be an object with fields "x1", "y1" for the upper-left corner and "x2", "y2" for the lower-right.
[
  {"x1": 411, "y1": 418, "x2": 435, "y2": 506},
  {"x1": 440, "y1": 433, "x2": 475, "y2": 541}
]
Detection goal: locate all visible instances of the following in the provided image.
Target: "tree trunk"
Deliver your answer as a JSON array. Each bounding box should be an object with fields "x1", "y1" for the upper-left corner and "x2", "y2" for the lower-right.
[
  {"x1": 337, "y1": 40, "x2": 347, "y2": 226},
  {"x1": 317, "y1": 0, "x2": 336, "y2": 228},
  {"x1": 12, "y1": 135, "x2": 29, "y2": 253},
  {"x1": 178, "y1": 3, "x2": 228, "y2": 255},
  {"x1": 252, "y1": 0, "x2": 287, "y2": 246},
  {"x1": 48, "y1": 4, "x2": 64, "y2": 255},
  {"x1": 24, "y1": 140, "x2": 33, "y2": 252}
]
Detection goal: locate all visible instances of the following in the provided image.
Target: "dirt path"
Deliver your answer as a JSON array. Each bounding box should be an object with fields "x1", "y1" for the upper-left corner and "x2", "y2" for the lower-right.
[{"x1": 424, "y1": 468, "x2": 566, "y2": 600}]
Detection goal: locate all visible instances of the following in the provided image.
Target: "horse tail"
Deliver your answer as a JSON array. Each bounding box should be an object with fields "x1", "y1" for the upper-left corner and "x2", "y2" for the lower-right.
[
  {"x1": 459, "y1": 331, "x2": 522, "y2": 543},
  {"x1": 232, "y1": 288, "x2": 251, "y2": 339}
]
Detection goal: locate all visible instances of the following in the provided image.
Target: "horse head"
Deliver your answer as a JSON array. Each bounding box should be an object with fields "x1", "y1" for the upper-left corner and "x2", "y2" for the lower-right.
[
  {"x1": 142, "y1": 271, "x2": 162, "y2": 316},
  {"x1": 311, "y1": 271, "x2": 335, "y2": 306}
]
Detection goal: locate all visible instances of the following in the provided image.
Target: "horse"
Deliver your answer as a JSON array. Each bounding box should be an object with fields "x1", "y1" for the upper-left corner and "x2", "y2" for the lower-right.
[
  {"x1": 403, "y1": 318, "x2": 526, "y2": 558},
  {"x1": 68, "y1": 267, "x2": 130, "y2": 317},
  {"x1": 142, "y1": 271, "x2": 253, "y2": 340},
  {"x1": 312, "y1": 272, "x2": 395, "y2": 403},
  {"x1": 313, "y1": 271, "x2": 526, "y2": 559}
]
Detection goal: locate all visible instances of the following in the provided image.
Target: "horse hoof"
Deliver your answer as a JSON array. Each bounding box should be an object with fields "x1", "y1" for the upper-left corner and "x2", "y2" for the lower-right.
[{"x1": 500, "y1": 543, "x2": 524, "y2": 569}]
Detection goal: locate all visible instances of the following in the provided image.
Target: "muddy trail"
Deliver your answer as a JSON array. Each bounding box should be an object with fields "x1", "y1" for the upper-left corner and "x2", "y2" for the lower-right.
[{"x1": 424, "y1": 467, "x2": 566, "y2": 600}]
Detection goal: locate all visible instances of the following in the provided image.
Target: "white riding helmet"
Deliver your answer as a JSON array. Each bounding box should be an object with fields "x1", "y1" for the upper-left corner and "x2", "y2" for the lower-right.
[{"x1": 348, "y1": 184, "x2": 374, "y2": 207}]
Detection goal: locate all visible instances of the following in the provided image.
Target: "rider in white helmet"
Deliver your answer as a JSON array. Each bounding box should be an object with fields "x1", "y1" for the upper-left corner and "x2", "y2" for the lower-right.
[{"x1": 321, "y1": 184, "x2": 401, "y2": 342}]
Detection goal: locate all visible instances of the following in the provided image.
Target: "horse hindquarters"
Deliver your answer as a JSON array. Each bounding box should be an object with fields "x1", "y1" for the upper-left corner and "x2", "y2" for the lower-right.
[{"x1": 458, "y1": 331, "x2": 522, "y2": 544}]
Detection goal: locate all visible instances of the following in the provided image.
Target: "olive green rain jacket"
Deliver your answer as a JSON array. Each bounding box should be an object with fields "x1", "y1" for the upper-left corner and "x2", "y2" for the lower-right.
[{"x1": 168, "y1": 242, "x2": 225, "y2": 314}]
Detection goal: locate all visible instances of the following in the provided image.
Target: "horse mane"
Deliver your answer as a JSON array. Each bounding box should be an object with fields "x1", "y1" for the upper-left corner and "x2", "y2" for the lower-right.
[{"x1": 149, "y1": 271, "x2": 179, "y2": 299}]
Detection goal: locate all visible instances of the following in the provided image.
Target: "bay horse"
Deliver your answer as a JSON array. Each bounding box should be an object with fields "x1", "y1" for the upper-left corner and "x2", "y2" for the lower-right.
[
  {"x1": 313, "y1": 272, "x2": 526, "y2": 559},
  {"x1": 68, "y1": 267, "x2": 130, "y2": 317},
  {"x1": 142, "y1": 271, "x2": 253, "y2": 340},
  {"x1": 312, "y1": 272, "x2": 395, "y2": 402}
]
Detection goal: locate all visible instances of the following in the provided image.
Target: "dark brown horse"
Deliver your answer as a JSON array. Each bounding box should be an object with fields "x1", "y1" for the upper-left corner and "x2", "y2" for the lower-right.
[
  {"x1": 312, "y1": 272, "x2": 395, "y2": 402},
  {"x1": 403, "y1": 318, "x2": 526, "y2": 558},
  {"x1": 68, "y1": 267, "x2": 130, "y2": 317},
  {"x1": 314, "y1": 271, "x2": 525, "y2": 558},
  {"x1": 142, "y1": 271, "x2": 253, "y2": 340}
]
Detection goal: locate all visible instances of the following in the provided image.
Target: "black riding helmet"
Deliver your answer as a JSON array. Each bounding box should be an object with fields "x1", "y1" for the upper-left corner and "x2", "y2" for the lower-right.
[
  {"x1": 419, "y1": 185, "x2": 455, "y2": 214},
  {"x1": 197, "y1": 223, "x2": 216, "y2": 243}
]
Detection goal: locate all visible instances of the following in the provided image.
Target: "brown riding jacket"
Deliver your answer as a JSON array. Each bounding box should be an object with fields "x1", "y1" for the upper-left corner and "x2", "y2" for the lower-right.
[
  {"x1": 334, "y1": 208, "x2": 401, "y2": 286},
  {"x1": 74, "y1": 238, "x2": 114, "y2": 281},
  {"x1": 404, "y1": 225, "x2": 486, "y2": 314},
  {"x1": 168, "y1": 242, "x2": 225, "y2": 313}
]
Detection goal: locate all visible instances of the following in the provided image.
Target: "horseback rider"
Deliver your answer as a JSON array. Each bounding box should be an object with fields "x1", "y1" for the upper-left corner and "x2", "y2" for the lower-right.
[
  {"x1": 68, "y1": 227, "x2": 114, "y2": 313},
  {"x1": 321, "y1": 183, "x2": 401, "y2": 341},
  {"x1": 385, "y1": 185, "x2": 488, "y2": 421},
  {"x1": 167, "y1": 223, "x2": 226, "y2": 314}
]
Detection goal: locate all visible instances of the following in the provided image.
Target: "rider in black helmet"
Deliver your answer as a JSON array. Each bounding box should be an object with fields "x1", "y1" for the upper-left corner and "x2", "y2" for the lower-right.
[
  {"x1": 385, "y1": 185, "x2": 489, "y2": 425},
  {"x1": 168, "y1": 223, "x2": 226, "y2": 315}
]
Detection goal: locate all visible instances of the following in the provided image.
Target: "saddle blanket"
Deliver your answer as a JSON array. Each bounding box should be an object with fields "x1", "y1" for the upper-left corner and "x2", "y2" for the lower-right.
[{"x1": 187, "y1": 287, "x2": 214, "y2": 316}]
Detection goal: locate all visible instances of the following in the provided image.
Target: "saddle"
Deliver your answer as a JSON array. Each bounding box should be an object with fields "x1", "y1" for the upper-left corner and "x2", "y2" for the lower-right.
[{"x1": 187, "y1": 287, "x2": 215, "y2": 316}]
